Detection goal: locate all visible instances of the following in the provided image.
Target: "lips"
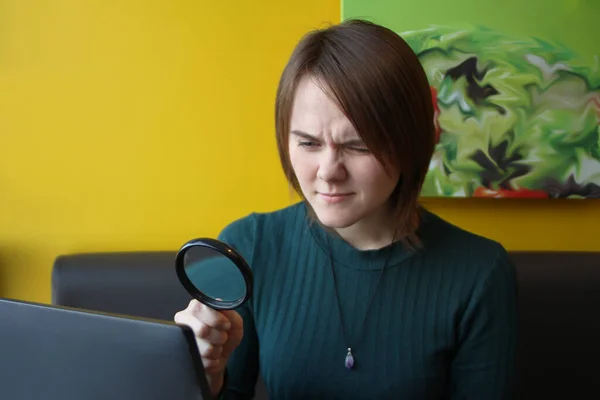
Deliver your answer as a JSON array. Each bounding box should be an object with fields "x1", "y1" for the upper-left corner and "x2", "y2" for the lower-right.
[
  {"x1": 319, "y1": 192, "x2": 352, "y2": 197},
  {"x1": 317, "y1": 192, "x2": 354, "y2": 204}
]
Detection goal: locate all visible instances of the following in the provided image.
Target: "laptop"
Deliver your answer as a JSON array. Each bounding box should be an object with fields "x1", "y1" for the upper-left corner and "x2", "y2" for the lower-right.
[{"x1": 0, "y1": 297, "x2": 211, "y2": 400}]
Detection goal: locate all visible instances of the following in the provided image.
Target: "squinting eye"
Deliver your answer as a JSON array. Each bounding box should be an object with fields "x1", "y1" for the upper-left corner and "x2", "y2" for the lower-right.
[
  {"x1": 349, "y1": 147, "x2": 370, "y2": 154},
  {"x1": 298, "y1": 141, "x2": 319, "y2": 148}
]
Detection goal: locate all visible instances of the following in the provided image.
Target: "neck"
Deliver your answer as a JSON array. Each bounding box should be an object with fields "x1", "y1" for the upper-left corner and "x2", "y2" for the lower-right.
[{"x1": 334, "y1": 204, "x2": 397, "y2": 251}]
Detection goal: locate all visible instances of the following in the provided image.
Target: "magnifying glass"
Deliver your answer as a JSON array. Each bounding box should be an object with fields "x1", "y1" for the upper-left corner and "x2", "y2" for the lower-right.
[{"x1": 175, "y1": 238, "x2": 253, "y2": 310}]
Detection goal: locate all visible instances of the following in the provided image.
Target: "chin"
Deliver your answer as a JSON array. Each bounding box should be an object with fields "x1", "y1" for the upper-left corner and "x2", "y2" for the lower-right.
[{"x1": 311, "y1": 206, "x2": 361, "y2": 229}]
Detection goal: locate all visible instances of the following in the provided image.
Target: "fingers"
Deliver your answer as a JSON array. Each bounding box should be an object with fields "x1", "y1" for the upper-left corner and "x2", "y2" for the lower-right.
[
  {"x1": 190, "y1": 300, "x2": 232, "y2": 331},
  {"x1": 173, "y1": 300, "x2": 245, "y2": 371},
  {"x1": 197, "y1": 322, "x2": 229, "y2": 345},
  {"x1": 200, "y1": 344, "x2": 224, "y2": 360},
  {"x1": 174, "y1": 305, "x2": 227, "y2": 375},
  {"x1": 220, "y1": 310, "x2": 244, "y2": 358},
  {"x1": 221, "y1": 309, "x2": 243, "y2": 331},
  {"x1": 174, "y1": 303, "x2": 229, "y2": 345}
]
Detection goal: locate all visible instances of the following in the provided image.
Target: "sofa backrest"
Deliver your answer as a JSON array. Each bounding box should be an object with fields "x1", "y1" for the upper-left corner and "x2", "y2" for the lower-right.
[
  {"x1": 509, "y1": 251, "x2": 600, "y2": 398},
  {"x1": 51, "y1": 250, "x2": 600, "y2": 399},
  {"x1": 52, "y1": 252, "x2": 189, "y2": 321}
]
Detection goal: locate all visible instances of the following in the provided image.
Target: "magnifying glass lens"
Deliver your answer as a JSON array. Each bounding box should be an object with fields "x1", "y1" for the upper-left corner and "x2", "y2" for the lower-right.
[
  {"x1": 175, "y1": 238, "x2": 253, "y2": 311},
  {"x1": 183, "y1": 247, "x2": 247, "y2": 302}
]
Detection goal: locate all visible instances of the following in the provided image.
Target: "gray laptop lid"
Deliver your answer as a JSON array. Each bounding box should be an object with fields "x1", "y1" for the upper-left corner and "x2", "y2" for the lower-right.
[{"x1": 0, "y1": 298, "x2": 211, "y2": 400}]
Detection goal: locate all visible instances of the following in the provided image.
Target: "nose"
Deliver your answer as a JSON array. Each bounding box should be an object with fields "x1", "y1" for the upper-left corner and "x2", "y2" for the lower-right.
[{"x1": 317, "y1": 148, "x2": 347, "y2": 182}]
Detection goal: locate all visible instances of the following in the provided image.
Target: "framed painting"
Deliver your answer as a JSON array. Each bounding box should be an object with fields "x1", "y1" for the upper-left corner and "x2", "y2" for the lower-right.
[{"x1": 342, "y1": 0, "x2": 600, "y2": 198}]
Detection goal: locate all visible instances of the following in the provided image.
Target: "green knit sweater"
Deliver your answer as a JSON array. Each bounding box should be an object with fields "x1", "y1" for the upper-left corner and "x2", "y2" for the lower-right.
[{"x1": 218, "y1": 202, "x2": 517, "y2": 399}]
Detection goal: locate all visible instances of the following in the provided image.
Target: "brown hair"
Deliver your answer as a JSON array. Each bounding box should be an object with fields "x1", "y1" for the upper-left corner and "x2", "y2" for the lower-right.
[{"x1": 275, "y1": 19, "x2": 435, "y2": 248}]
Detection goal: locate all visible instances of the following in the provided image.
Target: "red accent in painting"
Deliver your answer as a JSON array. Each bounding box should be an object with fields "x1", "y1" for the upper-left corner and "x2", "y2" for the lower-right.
[{"x1": 431, "y1": 86, "x2": 441, "y2": 144}]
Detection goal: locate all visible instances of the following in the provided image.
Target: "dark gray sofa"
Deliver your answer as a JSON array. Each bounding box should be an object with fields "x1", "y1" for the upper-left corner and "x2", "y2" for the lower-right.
[{"x1": 51, "y1": 251, "x2": 600, "y2": 399}]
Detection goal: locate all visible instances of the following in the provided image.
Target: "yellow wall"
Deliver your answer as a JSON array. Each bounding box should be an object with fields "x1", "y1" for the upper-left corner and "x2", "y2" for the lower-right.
[{"x1": 1, "y1": 0, "x2": 598, "y2": 304}]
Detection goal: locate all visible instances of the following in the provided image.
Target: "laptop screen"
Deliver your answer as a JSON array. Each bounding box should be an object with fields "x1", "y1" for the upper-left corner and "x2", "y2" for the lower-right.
[{"x1": 0, "y1": 298, "x2": 210, "y2": 400}]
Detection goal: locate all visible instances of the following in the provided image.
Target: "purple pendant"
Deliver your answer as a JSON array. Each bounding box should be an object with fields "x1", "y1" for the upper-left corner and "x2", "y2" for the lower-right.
[{"x1": 345, "y1": 348, "x2": 354, "y2": 370}]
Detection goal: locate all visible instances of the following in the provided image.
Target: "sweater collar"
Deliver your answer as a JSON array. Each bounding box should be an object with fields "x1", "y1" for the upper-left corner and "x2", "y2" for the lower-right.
[{"x1": 302, "y1": 202, "x2": 431, "y2": 271}]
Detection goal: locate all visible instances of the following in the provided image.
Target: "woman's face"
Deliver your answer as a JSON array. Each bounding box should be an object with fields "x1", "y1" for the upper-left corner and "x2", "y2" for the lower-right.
[{"x1": 288, "y1": 76, "x2": 400, "y2": 230}]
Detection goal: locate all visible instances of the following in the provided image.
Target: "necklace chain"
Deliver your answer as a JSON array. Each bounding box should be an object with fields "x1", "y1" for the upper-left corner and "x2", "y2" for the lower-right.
[{"x1": 326, "y1": 234, "x2": 395, "y2": 370}]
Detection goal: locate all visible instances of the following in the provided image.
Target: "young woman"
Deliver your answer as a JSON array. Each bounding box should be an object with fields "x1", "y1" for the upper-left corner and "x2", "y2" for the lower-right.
[{"x1": 175, "y1": 19, "x2": 517, "y2": 399}]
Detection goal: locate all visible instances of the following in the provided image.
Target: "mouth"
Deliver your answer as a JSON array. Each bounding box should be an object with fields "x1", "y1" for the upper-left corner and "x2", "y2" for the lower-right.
[{"x1": 317, "y1": 192, "x2": 354, "y2": 204}]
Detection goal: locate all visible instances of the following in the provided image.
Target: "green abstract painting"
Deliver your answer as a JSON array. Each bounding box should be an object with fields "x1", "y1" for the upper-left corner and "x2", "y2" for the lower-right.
[{"x1": 342, "y1": 0, "x2": 600, "y2": 198}]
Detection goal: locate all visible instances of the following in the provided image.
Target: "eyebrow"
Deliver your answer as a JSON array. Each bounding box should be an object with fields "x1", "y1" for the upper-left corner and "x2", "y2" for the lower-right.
[{"x1": 290, "y1": 130, "x2": 366, "y2": 146}]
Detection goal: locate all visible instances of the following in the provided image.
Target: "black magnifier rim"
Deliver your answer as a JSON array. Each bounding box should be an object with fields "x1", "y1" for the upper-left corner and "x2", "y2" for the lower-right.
[{"x1": 175, "y1": 238, "x2": 253, "y2": 311}]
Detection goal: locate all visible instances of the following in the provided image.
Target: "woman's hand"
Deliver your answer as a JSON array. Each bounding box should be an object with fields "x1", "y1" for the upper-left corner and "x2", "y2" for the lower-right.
[{"x1": 174, "y1": 299, "x2": 244, "y2": 396}]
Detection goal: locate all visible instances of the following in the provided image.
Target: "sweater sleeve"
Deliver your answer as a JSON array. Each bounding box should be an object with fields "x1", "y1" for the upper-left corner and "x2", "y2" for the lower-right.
[
  {"x1": 216, "y1": 215, "x2": 261, "y2": 400},
  {"x1": 449, "y1": 248, "x2": 518, "y2": 399}
]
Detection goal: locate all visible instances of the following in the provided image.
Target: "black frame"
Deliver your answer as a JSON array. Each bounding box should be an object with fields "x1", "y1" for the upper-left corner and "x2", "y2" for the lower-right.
[
  {"x1": 175, "y1": 238, "x2": 253, "y2": 310},
  {"x1": 0, "y1": 297, "x2": 214, "y2": 400}
]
